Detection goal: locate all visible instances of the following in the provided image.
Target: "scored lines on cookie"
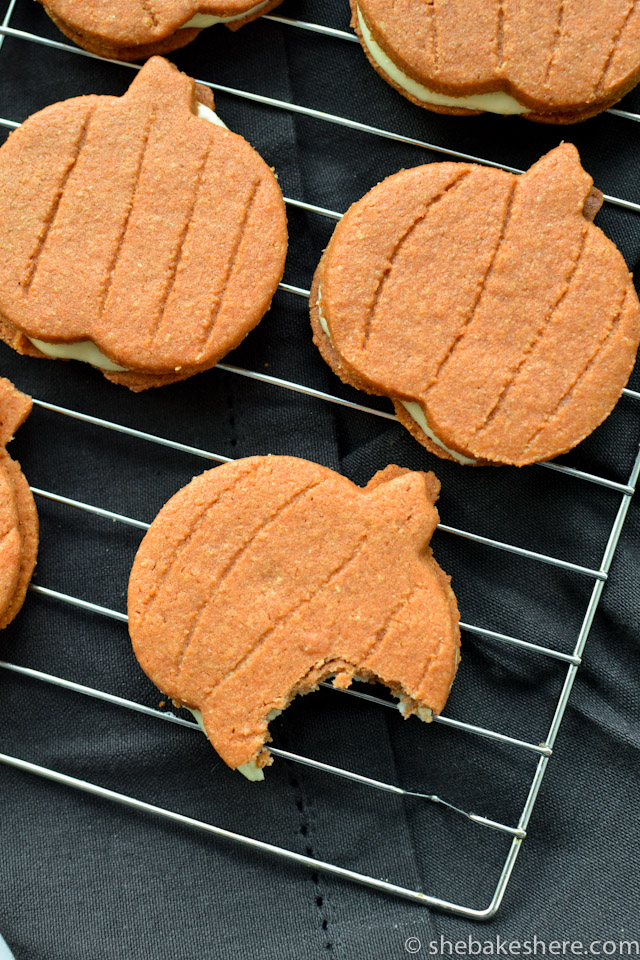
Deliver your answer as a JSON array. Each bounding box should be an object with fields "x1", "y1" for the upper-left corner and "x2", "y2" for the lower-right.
[
  {"x1": 23, "y1": 546, "x2": 579, "y2": 667},
  {"x1": 23, "y1": 108, "x2": 95, "y2": 295},
  {"x1": 0, "y1": 115, "x2": 342, "y2": 225},
  {"x1": 0, "y1": 2, "x2": 635, "y2": 926}
]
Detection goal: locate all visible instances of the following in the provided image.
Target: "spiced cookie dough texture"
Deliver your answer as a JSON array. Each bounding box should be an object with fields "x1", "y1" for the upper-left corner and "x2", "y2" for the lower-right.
[
  {"x1": 128, "y1": 456, "x2": 461, "y2": 779},
  {"x1": 311, "y1": 145, "x2": 640, "y2": 467},
  {"x1": 0, "y1": 57, "x2": 287, "y2": 391},
  {"x1": 0, "y1": 378, "x2": 38, "y2": 631},
  {"x1": 352, "y1": 0, "x2": 640, "y2": 122},
  {"x1": 40, "y1": 0, "x2": 283, "y2": 60}
]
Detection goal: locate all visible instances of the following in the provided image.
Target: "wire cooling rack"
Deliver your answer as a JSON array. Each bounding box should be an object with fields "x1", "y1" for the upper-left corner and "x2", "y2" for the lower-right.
[{"x1": 0, "y1": 0, "x2": 639, "y2": 922}]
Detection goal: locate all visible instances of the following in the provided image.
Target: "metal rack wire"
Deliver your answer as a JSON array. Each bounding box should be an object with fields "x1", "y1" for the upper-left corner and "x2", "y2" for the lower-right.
[{"x1": 0, "y1": 0, "x2": 639, "y2": 921}]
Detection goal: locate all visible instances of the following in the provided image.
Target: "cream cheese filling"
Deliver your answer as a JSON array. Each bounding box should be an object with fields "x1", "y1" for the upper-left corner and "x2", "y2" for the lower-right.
[
  {"x1": 356, "y1": 5, "x2": 528, "y2": 116},
  {"x1": 318, "y1": 309, "x2": 331, "y2": 341},
  {"x1": 317, "y1": 293, "x2": 476, "y2": 465},
  {"x1": 399, "y1": 401, "x2": 477, "y2": 466},
  {"x1": 188, "y1": 706, "x2": 282, "y2": 782},
  {"x1": 351, "y1": 676, "x2": 433, "y2": 721},
  {"x1": 195, "y1": 101, "x2": 228, "y2": 129},
  {"x1": 400, "y1": 400, "x2": 478, "y2": 466},
  {"x1": 27, "y1": 337, "x2": 128, "y2": 372},
  {"x1": 397, "y1": 699, "x2": 433, "y2": 722},
  {"x1": 189, "y1": 692, "x2": 433, "y2": 780},
  {"x1": 26, "y1": 103, "x2": 228, "y2": 373},
  {"x1": 181, "y1": 0, "x2": 271, "y2": 29}
]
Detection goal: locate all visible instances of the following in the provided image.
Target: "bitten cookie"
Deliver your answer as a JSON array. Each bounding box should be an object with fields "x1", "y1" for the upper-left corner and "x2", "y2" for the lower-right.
[
  {"x1": 128, "y1": 456, "x2": 460, "y2": 779},
  {"x1": 40, "y1": 0, "x2": 283, "y2": 60},
  {"x1": 0, "y1": 57, "x2": 287, "y2": 391},
  {"x1": 352, "y1": 0, "x2": 640, "y2": 122},
  {"x1": 0, "y1": 378, "x2": 38, "y2": 630},
  {"x1": 311, "y1": 145, "x2": 640, "y2": 467}
]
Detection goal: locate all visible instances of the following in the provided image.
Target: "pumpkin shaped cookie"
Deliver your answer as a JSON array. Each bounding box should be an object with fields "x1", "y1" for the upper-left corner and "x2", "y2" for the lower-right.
[
  {"x1": 353, "y1": 0, "x2": 640, "y2": 122},
  {"x1": 128, "y1": 456, "x2": 460, "y2": 779},
  {"x1": 0, "y1": 378, "x2": 38, "y2": 631},
  {"x1": 40, "y1": 0, "x2": 283, "y2": 60},
  {"x1": 0, "y1": 57, "x2": 288, "y2": 391},
  {"x1": 311, "y1": 145, "x2": 640, "y2": 467}
]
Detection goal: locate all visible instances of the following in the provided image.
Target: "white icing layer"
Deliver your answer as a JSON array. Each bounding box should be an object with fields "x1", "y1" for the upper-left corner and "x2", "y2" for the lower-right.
[
  {"x1": 317, "y1": 294, "x2": 476, "y2": 466},
  {"x1": 318, "y1": 311, "x2": 330, "y2": 340},
  {"x1": 187, "y1": 706, "x2": 284, "y2": 782},
  {"x1": 26, "y1": 103, "x2": 226, "y2": 376},
  {"x1": 27, "y1": 337, "x2": 127, "y2": 372},
  {"x1": 397, "y1": 699, "x2": 433, "y2": 723},
  {"x1": 182, "y1": 0, "x2": 270, "y2": 29},
  {"x1": 236, "y1": 760, "x2": 266, "y2": 781},
  {"x1": 400, "y1": 401, "x2": 477, "y2": 466},
  {"x1": 196, "y1": 101, "x2": 228, "y2": 128},
  {"x1": 356, "y1": 6, "x2": 528, "y2": 116}
]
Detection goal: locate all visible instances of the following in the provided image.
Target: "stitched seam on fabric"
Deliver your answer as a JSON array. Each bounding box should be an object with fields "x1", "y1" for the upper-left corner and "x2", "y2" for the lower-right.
[{"x1": 282, "y1": 752, "x2": 337, "y2": 953}]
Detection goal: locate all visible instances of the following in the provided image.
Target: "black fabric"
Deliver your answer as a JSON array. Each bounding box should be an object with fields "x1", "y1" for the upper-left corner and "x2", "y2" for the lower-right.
[{"x1": 0, "y1": 2, "x2": 639, "y2": 957}]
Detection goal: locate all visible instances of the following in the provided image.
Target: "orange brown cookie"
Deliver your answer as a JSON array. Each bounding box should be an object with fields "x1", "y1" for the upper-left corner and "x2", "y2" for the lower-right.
[
  {"x1": 40, "y1": 0, "x2": 283, "y2": 61},
  {"x1": 311, "y1": 145, "x2": 640, "y2": 467},
  {"x1": 352, "y1": 0, "x2": 640, "y2": 123},
  {"x1": 0, "y1": 378, "x2": 38, "y2": 631},
  {"x1": 128, "y1": 456, "x2": 460, "y2": 778},
  {"x1": 0, "y1": 57, "x2": 287, "y2": 392}
]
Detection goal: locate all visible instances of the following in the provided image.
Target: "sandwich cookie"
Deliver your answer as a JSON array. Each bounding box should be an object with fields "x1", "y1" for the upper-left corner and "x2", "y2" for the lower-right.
[
  {"x1": 352, "y1": 0, "x2": 640, "y2": 123},
  {"x1": 0, "y1": 57, "x2": 287, "y2": 391},
  {"x1": 0, "y1": 378, "x2": 38, "y2": 631},
  {"x1": 40, "y1": 0, "x2": 283, "y2": 60},
  {"x1": 311, "y1": 145, "x2": 640, "y2": 467},
  {"x1": 128, "y1": 456, "x2": 460, "y2": 779}
]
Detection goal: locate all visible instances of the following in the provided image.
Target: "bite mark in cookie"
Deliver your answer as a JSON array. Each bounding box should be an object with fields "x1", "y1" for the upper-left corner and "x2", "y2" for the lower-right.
[{"x1": 128, "y1": 456, "x2": 461, "y2": 778}]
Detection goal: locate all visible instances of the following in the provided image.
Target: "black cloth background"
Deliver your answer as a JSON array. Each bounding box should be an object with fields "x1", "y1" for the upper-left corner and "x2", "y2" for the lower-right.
[{"x1": 0, "y1": 2, "x2": 639, "y2": 957}]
